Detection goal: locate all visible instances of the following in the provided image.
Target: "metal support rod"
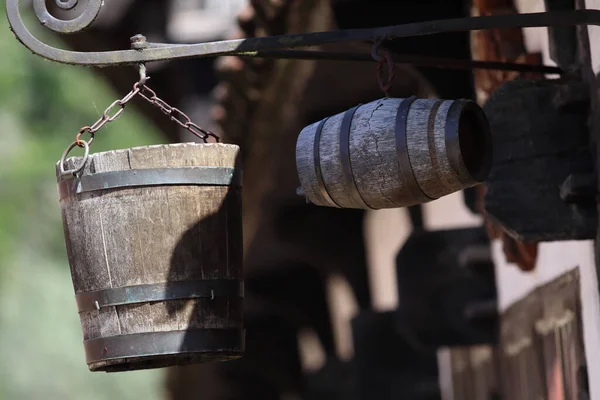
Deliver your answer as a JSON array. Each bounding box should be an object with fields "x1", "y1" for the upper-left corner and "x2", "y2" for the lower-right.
[
  {"x1": 6, "y1": 0, "x2": 600, "y2": 67},
  {"x1": 249, "y1": 50, "x2": 564, "y2": 74}
]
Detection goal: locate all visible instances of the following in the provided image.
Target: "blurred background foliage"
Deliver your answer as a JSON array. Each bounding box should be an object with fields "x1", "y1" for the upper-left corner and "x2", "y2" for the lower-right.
[{"x1": 0, "y1": 3, "x2": 166, "y2": 399}]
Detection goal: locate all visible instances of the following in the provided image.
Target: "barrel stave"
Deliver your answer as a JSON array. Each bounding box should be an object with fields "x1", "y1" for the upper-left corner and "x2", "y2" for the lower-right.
[
  {"x1": 315, "y1": 113, "x2": 348, "y2": 207},
  {"x1": 348, "y1": 99, "x2": 406, "y2": 210},
  {"x1": 406, "y1": 98, "x2": 445, "y2": 199}
]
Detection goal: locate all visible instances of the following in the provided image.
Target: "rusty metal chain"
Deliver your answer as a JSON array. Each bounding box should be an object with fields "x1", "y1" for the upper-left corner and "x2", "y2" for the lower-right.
[
  {"x1": 134, "y1": 83, "x2": 221, "y2": 143},
  {"x1": 74, "y1": 84, "x2": 141, "y2": 148},
  {"x1": 60, "y1": 66, "x2": 220, "y2": 178},
  {"x1": 372, "y1": 41, "x2": 395, "y2": 97}
]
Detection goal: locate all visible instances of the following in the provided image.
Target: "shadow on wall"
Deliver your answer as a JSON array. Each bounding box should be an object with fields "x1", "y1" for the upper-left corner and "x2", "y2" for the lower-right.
[
  {"x1": 161, "y1": 158, "x2": 370, "y2": 399},
  {"x1": 161, "y1": 157, "x2": 307, "y2": 400}
]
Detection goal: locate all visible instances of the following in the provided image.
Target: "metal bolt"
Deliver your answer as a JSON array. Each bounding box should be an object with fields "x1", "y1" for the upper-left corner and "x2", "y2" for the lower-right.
[{"x1": 130, "y1": 34, "x2": 148, "y2": 50}]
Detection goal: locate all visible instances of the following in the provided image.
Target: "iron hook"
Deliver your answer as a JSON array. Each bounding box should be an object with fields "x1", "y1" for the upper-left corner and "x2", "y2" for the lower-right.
[{"x1": 138, "y1": 64, "x2": 149, "y2": 85}]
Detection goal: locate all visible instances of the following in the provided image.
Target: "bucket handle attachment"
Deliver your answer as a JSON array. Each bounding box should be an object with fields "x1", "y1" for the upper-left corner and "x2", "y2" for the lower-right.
[{"x1": 60, "y1": 140, "x2": 90, "y2": 178}]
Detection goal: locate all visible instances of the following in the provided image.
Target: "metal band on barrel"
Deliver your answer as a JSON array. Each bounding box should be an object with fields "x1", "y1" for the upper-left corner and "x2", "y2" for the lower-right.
[
  {"x1": 313, "y1": 117, "x2": 341, "y2": 207},
  {"x1": 58, "y1": 167, "x2": 242, "y2": 200},
  {"x1": 339, "y1": 105, "x2": 373, "y2": 209},
  {"x1": 76, "y1": 280, "x2": 244, "y2": 312},
  {"x1": 445, "y1": 100, "x2": 493, "y2": 184},
  {"x1": 84, "y1": 329, "x2": 245, "y2": 368},
  {"x1": 445, "y1": 100, "x2": 470, "y2": 185},
  {"x1": 395, "y1": 97, "x2": 433, "y2": 204},
  {"x1": 425, "y1": 99, "x2": 447, "y2": 194}
]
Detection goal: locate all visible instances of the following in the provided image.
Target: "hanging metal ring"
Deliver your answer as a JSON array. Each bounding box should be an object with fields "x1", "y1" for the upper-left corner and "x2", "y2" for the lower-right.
[
  {"x1": 372, "y1": 40, "x2": 395, "y2": 96},
  {"x1": 60, "y1": 140, "x2": 90, "y2": 178},
  {"x1": 376, "y1": 57, "x2": 394, "y2": 96},
  {"x1": 371, "y1": 40, "x2": 385, "y2": 62}
]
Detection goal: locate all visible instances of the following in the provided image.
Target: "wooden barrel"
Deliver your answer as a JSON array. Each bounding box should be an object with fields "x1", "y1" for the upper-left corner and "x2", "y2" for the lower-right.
[
  {"x1": 56, "y1": 143, "x2": 244, "y2": 372},
  {"x1": 296, "y1": 97, "x2": 493, "y2": 209}
]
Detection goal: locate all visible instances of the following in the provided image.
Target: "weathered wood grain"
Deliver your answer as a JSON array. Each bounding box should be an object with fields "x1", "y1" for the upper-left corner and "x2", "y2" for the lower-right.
[
  {"x1": 484, "y1": 78, "x2": 595, "y2": 241},
  {"x1": 497, "y1": 269, "x2": 584, "y2": 400},
  {"x1": 296, "y1": 97, "x2": 492, "y2": 210},
  {"x1": 57, "y1": 143, "x2": 243, "y2": 372}
]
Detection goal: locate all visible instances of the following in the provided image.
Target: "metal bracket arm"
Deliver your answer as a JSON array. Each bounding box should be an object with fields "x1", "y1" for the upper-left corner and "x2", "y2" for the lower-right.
[{"x1": 6, "y1": 0, "x2": 600, "y2": 67}]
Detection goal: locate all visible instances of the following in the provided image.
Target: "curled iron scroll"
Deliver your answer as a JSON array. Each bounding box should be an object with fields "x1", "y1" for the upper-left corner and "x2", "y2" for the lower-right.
[
  {"x1": 6, "y1": 0, "x2": 600, "y2": 67},
  {"x1": 31, "y1": 0, "x2": 101, "y2": 33}
]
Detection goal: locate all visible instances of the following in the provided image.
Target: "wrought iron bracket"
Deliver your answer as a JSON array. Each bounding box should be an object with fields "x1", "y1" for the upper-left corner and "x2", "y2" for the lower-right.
[{"x1": 6, "y1": 0, "x2": 600, "y2": 67}]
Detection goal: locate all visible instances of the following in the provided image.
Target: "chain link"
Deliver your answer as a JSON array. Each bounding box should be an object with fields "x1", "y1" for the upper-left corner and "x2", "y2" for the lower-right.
[
  {"x1": 73, "y1": 80, "x2": 220, "y2": 149},
  {"x1": 62, "y1": 73, "x2": 221, "y2": 177},
  {"x1": 133, "y1": 82, "x2": 221, "y2": 143},
  {"x1": 75, "y1": 84, "x2": 141, "y2": 147}
]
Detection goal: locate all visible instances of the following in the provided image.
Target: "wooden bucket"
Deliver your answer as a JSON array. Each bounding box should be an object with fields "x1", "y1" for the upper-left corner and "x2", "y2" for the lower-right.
[
  {"x1": 56, "y1": 143, "x2": 244, "y2": 372},
  {"x1": 296, "y1": 97, "x2": 493, "y2": 209}
]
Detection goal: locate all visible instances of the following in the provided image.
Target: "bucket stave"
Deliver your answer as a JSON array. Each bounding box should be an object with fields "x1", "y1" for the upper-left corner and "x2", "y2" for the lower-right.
[
  {"x1": 296, "y1": 97, "x2": 493, "y2": 210},
  {"x1": 57, "y1": 143, "x2": 244, "y2": 372}
]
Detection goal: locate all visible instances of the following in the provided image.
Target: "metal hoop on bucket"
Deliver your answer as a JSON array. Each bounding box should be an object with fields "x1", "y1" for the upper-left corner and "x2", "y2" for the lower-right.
[{"x1": 60, "y1": 140, "x2": 89, "y2": 178}]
